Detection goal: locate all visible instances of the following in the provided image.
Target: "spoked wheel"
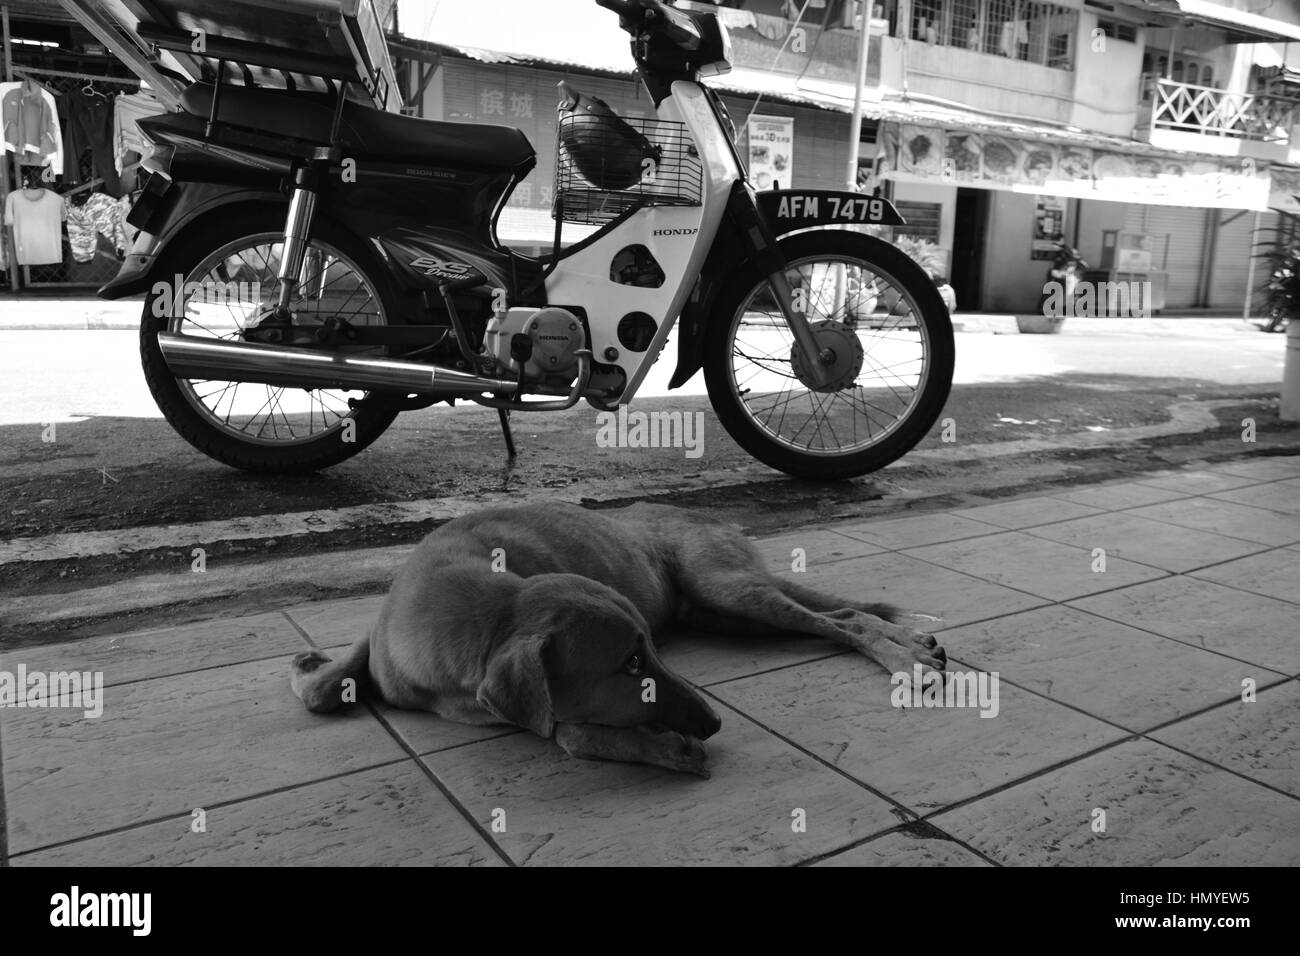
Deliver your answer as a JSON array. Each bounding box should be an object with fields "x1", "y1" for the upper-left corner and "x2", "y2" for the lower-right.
[
  {"x1": 139, "y1": 211, "x2": 404, "y2": 473},
  {"x1": 703, "y1": 231, "x2": 954, "y2": 479}
]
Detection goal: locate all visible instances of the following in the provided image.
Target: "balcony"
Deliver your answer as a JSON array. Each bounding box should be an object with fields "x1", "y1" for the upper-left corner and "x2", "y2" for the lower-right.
[{"x1": 1137, "y1": 75, "x2": 1300, "y2": 161}]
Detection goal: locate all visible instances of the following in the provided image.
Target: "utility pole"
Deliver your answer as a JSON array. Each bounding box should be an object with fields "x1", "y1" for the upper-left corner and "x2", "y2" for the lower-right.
[{"x1": 845, "y1": 2, "x2": 872, "y2": 191}]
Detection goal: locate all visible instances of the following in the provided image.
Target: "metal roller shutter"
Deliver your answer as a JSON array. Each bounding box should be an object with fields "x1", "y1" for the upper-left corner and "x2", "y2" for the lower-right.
[
  {"x1": 1209, "y1": 209, "x2": 1258, "y2": 310},
  {"x1": 1124, "y1": 205, "x2": 1208, "y2": 309}
]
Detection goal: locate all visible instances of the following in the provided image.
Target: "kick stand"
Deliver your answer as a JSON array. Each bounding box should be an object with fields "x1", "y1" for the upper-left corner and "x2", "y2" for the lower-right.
[{"x1": 497, "y1": 407, "x2": 517, "y2": 460}]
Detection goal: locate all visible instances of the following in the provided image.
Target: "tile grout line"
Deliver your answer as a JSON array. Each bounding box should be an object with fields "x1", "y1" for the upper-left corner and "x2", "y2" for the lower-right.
[
  {"x1": 795, "y1": 821, "x2": 1003, "y2": 868},
  {"x1": 5, "y1": 756, "x2": 410, "y2": 862},
  {"x1": 277, "y1": 608, "x2": 515, "y2": 865},
  {"x1": 698, "y1": 687, "x2": 1001, "y2": 865},
  {"x1": 363, "y1": 702, "x2": 517, "y2": 867}
]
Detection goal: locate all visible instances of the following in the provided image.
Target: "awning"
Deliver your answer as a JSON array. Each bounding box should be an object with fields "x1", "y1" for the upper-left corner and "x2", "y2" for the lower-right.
[
  {"x1": 1174, "y1": 1, "x2": 1300, "y2": 44},
  {"x1": 876, "y1": 118, "x2": 1275, "y2": 210}
]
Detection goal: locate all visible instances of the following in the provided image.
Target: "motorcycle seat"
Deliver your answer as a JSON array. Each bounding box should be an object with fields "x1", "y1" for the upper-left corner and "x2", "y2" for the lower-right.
[{"x1": 179, "y1": 83, "x2": 535, "y2": 170}]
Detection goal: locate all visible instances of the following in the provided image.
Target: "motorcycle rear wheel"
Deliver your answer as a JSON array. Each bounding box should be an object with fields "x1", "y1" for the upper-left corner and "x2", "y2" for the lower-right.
[{"x1": 138, "y1": 210, "x2": 404, "y2": 474}]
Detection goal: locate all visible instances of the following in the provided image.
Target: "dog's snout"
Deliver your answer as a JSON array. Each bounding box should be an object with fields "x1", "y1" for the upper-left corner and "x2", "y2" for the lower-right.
[{"x1": 695, "y1": 699, "x2": 723, "y2": 739}]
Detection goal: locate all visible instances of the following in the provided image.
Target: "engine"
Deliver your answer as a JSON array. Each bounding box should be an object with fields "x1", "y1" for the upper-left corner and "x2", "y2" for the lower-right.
[{"x1": 483, "y1": 307, "x2": 586, "y2": 383}]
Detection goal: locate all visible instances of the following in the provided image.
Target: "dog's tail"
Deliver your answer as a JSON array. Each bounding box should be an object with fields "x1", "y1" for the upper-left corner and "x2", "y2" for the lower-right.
[{"x1": 290, "y1": 634, "x2": 370, "y2": 714}]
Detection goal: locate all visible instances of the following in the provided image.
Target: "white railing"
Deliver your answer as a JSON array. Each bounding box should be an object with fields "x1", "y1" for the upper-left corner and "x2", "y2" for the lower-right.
[{"x1": 1142, "y1": 75, "x2": 1300, "y2": 143}]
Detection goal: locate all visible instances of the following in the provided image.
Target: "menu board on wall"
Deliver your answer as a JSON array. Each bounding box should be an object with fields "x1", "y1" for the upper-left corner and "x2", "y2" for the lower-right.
[
  {"x1": 1032, "y1": 195, "x2": 1067, "y2": 260},
  {"x1": 747, "y1": 115, "x2": 795, "y2": 191}
]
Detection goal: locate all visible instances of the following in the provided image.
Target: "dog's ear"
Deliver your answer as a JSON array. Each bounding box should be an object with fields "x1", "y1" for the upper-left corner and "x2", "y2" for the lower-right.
[{"x1": 475, "y1": 634, "x2": 555, "y2": 739}]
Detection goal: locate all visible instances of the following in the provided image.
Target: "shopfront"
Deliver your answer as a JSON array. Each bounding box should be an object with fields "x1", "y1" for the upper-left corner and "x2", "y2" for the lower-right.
[
  {"x1": 874, "y1": 117, "x2": 1282, "y2": 314},
  {"x1": 0, "y1": 2, "x2": 162, "y2": 292}
]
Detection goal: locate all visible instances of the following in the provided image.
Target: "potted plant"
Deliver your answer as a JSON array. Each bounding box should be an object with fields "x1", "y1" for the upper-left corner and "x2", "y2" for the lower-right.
[
  {"x1": 890, "y1": 235, "x2": 958, "y2": 314},
  {"x1": 1252, "y1": 212, "x2": 1299, "y2": 332}
]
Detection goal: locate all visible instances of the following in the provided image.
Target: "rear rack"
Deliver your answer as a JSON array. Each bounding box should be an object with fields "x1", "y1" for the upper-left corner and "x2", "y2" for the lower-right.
[{"x1": 55, "y1": 0, "x2": 400, "y2": 114}]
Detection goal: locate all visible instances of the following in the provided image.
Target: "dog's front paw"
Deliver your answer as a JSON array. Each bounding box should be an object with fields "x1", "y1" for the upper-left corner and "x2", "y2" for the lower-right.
[{"x1": 652, "y1": 730, "x2": 711, "y2": 779}]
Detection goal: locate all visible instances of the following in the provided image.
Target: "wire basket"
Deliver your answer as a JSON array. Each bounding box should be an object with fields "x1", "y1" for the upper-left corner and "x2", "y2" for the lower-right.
[{"x1": 554, "y1": 114, "x2": 703, "y2": 226}]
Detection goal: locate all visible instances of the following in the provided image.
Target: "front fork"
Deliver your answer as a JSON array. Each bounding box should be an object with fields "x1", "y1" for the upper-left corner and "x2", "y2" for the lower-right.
[
  {"x1": 257, "y1": 147, "x2": 336, "y2": 341},
  {"x1": 726, "y1": 183, "x2": 834, "y2": 387}
]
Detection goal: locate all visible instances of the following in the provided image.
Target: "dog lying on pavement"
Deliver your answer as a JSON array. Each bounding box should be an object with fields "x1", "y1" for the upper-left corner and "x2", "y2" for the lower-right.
[{"x1": 290, "y1": 502, "x2": 946, "y2": 776}]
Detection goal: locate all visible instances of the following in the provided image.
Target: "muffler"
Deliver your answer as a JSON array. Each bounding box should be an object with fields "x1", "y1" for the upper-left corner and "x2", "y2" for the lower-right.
[{"x1": 156, "y1": 332, "x2": 518, "y2": 396}]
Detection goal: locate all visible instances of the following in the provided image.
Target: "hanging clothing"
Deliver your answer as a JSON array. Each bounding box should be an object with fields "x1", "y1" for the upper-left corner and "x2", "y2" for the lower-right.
[
  {"x1": 60, "y1": 90, "x2": 120, "y2": 195},
  {"x1": 64, "y1": 192, "x2": 128, "y2": 262},
  {"x1": 0, "y1": 78, "x2": 63, "y2": 168},
  {"x1": 113, "y1": 91, "x2": 160, "y2": 173},
  {"x1": 4, "y1": 187, "x2": 66, "y2": 265}
]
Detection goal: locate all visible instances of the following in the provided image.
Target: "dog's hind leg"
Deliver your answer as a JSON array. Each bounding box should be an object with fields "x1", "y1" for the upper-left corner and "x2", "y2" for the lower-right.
[
  {"x1": 554, "y1": 723, "x2": 711, "y2": 777},
  {"x1": 290, "y1": 633, "x2": 370, "y2": 713},
  {"x1": 678, "y1": 570, "x2": 945, "y2": 676}
]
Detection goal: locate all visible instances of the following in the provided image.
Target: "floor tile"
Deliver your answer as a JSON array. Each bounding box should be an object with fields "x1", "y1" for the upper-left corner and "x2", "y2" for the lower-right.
[
  {"x1": 11, "y1": 761, "x2": 503, "y2": 866},
  {"x1": 904, "y1": 532, "x2": 1166, "y2": 601},
  {"x1": 1209, "y1": 457, "x2": 1300, "y2": 481},
  {"x1": 1070, "y1": 577, "x2": 1300, "y2": 674},
  {"x1": 658, "y1": 628, "x2": 844, "y2": 687},
  {"x1": 1190, "y1": 549, "x2": 1300, "y2": 607},
  {"x1": 1, "y1": 656, "x2": 406, "y2": 854},
  {"x1": 283, "y1": 595, "x2": 386, "y2": 650},
  {"x1": 0, "y1": 612, "x2": 303, "y2": 688},
  {"x1": 1209, "y1": 479, "x2": 1300, "y2": 515},
  {"x1": 751, "y1": 529, "x2": 883, "y2": 570},
  {"x1": 1126, "y1": 497, "x2": 1300, "y2": 547},
  {"x1": 1052, "y1": 481, "x2": 1190, "y2": 510},
  {"x1": 373, "y1": 701, "x2": 520, "y2": 756},
  {"x1": 941, "y1": 605, "x2": 1252, "y2": 731},
  {"x1": 1150, "y1": 680, "x2": 1300, "y2": 798},
  {"x1": 710, "y1": 654, "x2": 1124, "y2": 812},
  {"x1": 1136, "y1": 470, "x2": 1264, "y2": 495},
  {"x1": 1024, "y1": 512, "x2": 1266, "y2": 573},
  {"x1": 952, "y1": 497, "x2": 1102, "y2": 530},
  {"x1": 422, "y1": 707, "x2": 899, "y2": 865},
  {"x1": 834, "y1": 512, "x2": 1003, "y2": 550},
  {"x1": 780, "y1": 552, "x2": 1049, "y2": 629},
  {"x1": 815, "y1": 830, "x2": 991, "y2": 866},
  {"x1": 932, "y1": 739, "x2": 1300, "y2": 865}
]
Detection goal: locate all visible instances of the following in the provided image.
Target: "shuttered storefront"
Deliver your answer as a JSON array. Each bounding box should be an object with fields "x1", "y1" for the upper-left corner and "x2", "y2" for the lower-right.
[
  {"x1": 1124, "y1": 205, "x2": 1209, "y2": 309},
  {"x1": 1208, "y1": 208, "x2": 1260, "y2": 310}
]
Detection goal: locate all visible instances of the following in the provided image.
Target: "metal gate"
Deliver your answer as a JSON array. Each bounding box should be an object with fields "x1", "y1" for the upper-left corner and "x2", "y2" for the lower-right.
[{"x1": 1124, "y1": 204, "x2": 1209, "y2": 309}]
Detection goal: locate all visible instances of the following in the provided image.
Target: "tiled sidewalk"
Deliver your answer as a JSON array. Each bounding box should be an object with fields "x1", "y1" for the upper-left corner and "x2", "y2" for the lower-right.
[{"x1": 3, "y1": 456, "x2": 1299, "y2": 866}]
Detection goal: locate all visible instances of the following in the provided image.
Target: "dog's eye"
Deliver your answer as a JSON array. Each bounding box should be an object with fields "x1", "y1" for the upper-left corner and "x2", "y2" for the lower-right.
[{"x1": 625, "y1": 653, "x2": 643, "y2": 675}]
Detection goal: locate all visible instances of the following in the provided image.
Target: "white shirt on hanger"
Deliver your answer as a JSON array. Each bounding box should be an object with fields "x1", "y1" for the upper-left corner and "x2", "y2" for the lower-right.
[{"x1": 4, "y1": 187, "x2": 66, "y2": 265}]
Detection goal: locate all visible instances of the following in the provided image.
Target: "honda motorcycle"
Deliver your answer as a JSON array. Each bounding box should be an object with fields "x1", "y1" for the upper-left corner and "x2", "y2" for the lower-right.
[{"x1": 102, "y1": 0, "x2": 954, "y2": 479}]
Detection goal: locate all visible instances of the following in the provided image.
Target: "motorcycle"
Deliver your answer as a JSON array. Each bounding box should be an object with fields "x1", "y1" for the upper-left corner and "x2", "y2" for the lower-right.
[{"x1": 101, "y1": 0, "x2": 954, "y2": 479}]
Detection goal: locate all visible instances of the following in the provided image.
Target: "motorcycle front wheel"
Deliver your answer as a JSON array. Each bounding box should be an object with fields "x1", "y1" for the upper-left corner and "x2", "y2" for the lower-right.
[
  {"x1": 138, "y1": 209, "x2": 404, "y2": 473},
  {"x1": 703, "y1": 231, "x2": 954, "y2": 480}
]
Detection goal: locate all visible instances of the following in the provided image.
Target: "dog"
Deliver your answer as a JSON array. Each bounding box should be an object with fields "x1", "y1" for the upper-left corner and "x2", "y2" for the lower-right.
[{"x1": 290, "y1": 502, "x2": 946, "y2": 776}]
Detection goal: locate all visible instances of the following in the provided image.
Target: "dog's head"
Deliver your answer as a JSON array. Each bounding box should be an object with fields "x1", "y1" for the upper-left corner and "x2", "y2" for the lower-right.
[{"x1": 475, "y1": 574, "x2": 722, "y2": 741}]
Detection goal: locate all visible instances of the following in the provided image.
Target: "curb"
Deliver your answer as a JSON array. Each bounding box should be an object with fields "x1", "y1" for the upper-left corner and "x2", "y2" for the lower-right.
[{"x1": 0, "y1": 298, "x2": 145, "y2": 330}]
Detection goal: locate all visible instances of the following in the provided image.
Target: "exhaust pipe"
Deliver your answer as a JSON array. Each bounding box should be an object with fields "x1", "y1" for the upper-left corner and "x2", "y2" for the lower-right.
[{"x1": 157, "y1": 332, "x2": 518, "y2": 396}]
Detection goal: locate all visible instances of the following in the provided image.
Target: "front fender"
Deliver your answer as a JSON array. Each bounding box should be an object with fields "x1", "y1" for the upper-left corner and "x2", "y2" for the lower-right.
[{"x1": 667, "y1": 189, "x2": 906, "y2": 389}]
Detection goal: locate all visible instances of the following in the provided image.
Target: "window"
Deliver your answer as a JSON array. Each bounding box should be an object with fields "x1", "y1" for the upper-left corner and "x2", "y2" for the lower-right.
[
  {"x1": 915, "y1": 1, "x2": 1077, "y2": 69},
  {"x1": 894, "y1": 201, "x2": 943, "y2": 244},
  {"x1": 1095, "y1": 18, "x2": 1137, "y2": 43}
]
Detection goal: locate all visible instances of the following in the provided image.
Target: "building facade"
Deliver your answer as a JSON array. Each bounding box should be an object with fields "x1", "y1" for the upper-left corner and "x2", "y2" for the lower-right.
[{"x1": 395, "y1": 0, "x2": 1300, "y2": 314}]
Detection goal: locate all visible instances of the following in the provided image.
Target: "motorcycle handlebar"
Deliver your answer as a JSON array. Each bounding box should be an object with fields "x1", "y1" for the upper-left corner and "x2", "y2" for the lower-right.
[{"x1": 595, "y1": 0, "x2": 701, "y2": 50}]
